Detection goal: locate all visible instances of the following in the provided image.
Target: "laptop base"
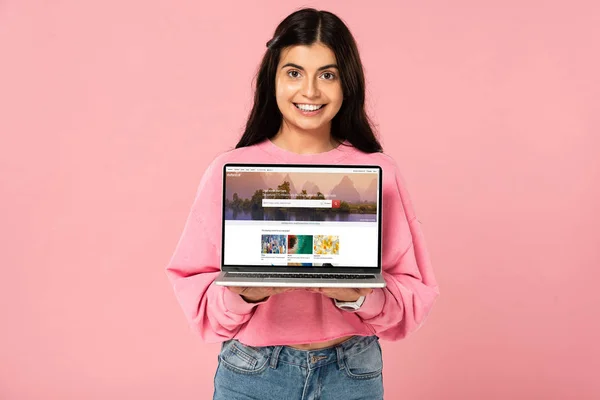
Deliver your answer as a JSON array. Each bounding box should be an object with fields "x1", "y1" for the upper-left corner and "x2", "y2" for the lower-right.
[{"x1": 214, "y1": 271, "x2": 386, "y2": 288}]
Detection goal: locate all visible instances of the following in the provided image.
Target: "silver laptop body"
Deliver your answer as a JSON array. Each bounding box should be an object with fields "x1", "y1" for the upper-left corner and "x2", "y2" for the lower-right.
[{"x1": 214, "y1": 163, "x2": 386, "y2": 288}]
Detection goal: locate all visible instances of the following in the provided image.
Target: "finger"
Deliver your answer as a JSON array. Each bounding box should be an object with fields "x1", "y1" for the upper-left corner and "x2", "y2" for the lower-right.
[
  {"x1": 315, "y1": 288, "x2": 339, "y2": 298},
  {"x1": 320, "y1": 288, "x2": 342, "y2": 295},
  {"x1": 227, "y1": 286, "x2": 247, "y2": 294},
  {"x1": 271, "y1": 287, "x2": 295, "y2": 294}
]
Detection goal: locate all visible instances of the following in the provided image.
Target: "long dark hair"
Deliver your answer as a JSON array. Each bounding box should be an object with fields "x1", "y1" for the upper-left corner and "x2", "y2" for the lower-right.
[{"x1": 235, "y1": 8, "x2": 382, "y2": 153}]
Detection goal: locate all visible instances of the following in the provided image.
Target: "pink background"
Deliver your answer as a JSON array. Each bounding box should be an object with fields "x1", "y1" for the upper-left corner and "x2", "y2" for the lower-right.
[{"x1": 1, "y1": 0, "x2": 598, "y2": 399}]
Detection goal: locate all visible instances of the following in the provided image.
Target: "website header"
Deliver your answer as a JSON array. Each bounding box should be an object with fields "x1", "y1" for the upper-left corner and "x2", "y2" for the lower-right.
[{"x1": 225, "y1": 166, "x2": 379, "y2": 174}]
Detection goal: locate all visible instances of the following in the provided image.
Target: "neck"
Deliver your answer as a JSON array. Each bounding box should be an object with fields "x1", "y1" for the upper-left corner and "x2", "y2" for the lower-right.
[{"x1": 272, "y1": 122, "x2": 339, "y2": 154}]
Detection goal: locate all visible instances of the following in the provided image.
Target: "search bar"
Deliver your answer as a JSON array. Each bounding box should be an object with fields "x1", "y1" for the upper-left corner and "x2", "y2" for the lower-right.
[{"x1": 262, "y1": 199, "x2": 340, "y2": 208}]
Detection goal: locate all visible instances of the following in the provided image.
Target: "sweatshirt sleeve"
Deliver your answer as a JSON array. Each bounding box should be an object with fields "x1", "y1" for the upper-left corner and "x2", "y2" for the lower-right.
[
  {"x1": 354, "y1": 160, "x2": 440, "y2": 340},
  {"x1": 165, "y1": 159, "x2": 264, "y2": 343}
]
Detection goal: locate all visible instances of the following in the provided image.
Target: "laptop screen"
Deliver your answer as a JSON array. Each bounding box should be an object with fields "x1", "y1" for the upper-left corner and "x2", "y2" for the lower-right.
[{"x1": 222, "y1": 164, "x2": 381, "y2": 269}]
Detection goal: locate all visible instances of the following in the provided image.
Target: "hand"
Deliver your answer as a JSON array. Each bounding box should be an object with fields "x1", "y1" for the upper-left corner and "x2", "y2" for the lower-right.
[
  {"x1": 227, "y1": 286, "x2": 296, "y2": 303},
  {"x1": 307, "y1": 287, "x2": 373, "y2": 302}
]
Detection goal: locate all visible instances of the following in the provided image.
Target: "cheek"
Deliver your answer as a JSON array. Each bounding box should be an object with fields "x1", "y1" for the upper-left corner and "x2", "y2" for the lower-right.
[
  {"x1": 274, "y1": 80, "x2": 285, "y2": 103},
  {"x1": 276, "y1": 80, "x2": 299, "y2": 100},
  {"x1": 275, "y1": 87, "x2": 292, "y2": 114},
  {"x1": 327, "y1": 88, "x2": 344, "y2": 113},
  {"x1": 327, "y1": 85, "x2": 343, "y2": 105}
]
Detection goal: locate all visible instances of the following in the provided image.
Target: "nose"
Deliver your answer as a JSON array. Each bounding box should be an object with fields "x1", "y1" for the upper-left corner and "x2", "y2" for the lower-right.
[{"x1": 301, "y1": 76, "x2": 321, "y2": 98}]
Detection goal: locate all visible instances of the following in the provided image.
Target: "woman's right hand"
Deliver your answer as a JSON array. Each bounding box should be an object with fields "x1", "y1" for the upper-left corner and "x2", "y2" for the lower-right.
[{"x1": 227, "y1": 286, "x2": 295, "y2": 303}]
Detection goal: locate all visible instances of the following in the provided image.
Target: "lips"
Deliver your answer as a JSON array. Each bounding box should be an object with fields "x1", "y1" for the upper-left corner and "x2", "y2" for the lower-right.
[{"x1": 294, "y1": 103, "x2": 325, "y2": 112}]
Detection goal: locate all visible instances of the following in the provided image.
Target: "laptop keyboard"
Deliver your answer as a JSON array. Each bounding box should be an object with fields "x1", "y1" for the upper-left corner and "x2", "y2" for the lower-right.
[{"x1": 226, "y1": 273, "x2": 375, "y2": 280}]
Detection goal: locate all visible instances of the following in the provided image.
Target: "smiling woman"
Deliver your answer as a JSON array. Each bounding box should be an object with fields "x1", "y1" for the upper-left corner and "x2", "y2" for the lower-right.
[
  {"x1": 236, "y1": 8, "x2": 382, "y2": 155},
  {"x1": 165, "y1": 7, "x2": 439, "y2": 400},
  {"x1": 275, "y1": 44, "x2": 344, "y2": 136}
]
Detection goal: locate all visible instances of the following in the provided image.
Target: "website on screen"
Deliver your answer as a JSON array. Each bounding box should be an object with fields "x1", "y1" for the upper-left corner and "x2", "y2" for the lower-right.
[{"x1": 223, "y1": 166, "x2": 380, "y2": 267}]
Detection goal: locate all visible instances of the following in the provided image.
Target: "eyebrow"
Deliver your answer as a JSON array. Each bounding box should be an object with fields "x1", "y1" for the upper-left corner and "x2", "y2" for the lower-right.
[{"x1": 281, "y1": 63, "x2": 339, "y2": 71}]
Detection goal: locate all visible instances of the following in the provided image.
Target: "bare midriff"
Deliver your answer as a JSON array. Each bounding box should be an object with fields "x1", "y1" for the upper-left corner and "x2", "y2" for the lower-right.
[{"x1": 288, "y1": 335, "x2": 354, "y2": 350}]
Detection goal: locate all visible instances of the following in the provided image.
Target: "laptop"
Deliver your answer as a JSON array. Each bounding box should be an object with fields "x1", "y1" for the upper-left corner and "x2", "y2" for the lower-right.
[{"x1": 213, "y1": 163, "x2": 386, "y2": 288}]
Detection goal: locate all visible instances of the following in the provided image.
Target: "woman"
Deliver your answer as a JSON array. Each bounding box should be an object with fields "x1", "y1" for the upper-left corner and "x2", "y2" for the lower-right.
[{"x1": 166, "y1": 8, "x2": 439, "y2": 400}]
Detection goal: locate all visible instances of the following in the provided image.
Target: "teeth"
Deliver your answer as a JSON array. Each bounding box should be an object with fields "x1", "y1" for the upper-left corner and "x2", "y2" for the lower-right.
[{"x1": 295, "y1": 104, "x2": 324, "y2": 111}]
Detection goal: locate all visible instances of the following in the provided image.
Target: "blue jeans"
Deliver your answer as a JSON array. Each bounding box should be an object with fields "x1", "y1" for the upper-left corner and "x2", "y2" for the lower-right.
[{"x1": 213, "y1": 335, "x2": 384, "y2": 400}]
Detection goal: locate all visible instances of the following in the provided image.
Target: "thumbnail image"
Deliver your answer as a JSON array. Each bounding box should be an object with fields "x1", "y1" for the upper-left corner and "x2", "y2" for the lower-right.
[
  {"x1": 287, "y1": 235, "x2": 313, "y2": 255},
  {"x1": 261, "y1": 234, "x2": 287, "y2": 254},
  {"x1": 288, "y1": 262, "x2": 313, "y2": 267},
  {"x1": 313, "y1": 235, "x2": 340, "y2": 255}
]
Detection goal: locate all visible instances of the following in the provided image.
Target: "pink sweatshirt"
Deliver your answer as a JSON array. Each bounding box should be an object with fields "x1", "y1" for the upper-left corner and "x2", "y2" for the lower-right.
[{"x1": 165, "y1": 139, "x2": 439, "y2": 346}]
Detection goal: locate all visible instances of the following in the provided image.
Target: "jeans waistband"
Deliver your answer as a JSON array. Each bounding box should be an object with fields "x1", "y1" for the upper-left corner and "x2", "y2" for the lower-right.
[{"x1": 267, "y1": 335, "x2": 379, "y2": 371}]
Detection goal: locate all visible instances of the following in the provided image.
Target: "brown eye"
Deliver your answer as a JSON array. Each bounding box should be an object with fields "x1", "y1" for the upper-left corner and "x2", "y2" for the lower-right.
[
  {"x1": 288, "y1": 70, "x2": 301, "y2": 78},
  {"x1": 321, "y1": 72, "x2": 336, "y2": 80}
]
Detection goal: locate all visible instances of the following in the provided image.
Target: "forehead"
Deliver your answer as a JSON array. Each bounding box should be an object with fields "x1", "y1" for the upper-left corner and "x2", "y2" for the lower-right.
[{"x1": 278, "y1": 43, "x2": 337, "y2": 68}]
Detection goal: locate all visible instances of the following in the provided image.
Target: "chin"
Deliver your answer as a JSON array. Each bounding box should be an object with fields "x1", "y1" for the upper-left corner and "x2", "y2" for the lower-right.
[
  {"x1": 294, "y1": 118, "x2": 331, "y2": 130},
  {"x1": 295, "y1": 123, "x2": 328, "y2": 133}
]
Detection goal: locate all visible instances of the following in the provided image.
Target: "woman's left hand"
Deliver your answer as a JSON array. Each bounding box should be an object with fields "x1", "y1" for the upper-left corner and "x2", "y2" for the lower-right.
[{"x1": 307, "y1": 287, "x2": 373, "y2": 302}]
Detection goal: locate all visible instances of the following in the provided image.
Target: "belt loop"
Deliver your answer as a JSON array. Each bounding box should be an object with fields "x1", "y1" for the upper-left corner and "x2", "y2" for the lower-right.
[
  {"x1": 335, "y1": 345, "x2": 345, "y2": 370},
  {"x1": 270, "y1": 346, "x2": 283, "y2": 369}
]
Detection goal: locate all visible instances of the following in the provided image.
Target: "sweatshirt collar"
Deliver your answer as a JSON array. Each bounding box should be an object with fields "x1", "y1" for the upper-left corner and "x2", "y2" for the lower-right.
[{"x1": 257, "y1": 138, "x2": 354, "y2": 164}]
